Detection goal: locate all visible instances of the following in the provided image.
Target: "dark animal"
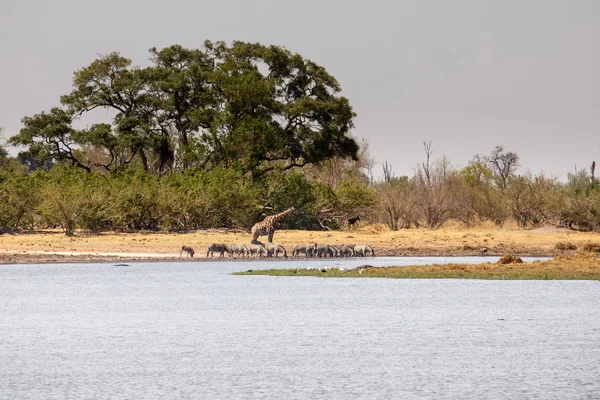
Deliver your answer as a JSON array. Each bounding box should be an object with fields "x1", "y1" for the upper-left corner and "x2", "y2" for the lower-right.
[
  {"x1": 347, "y1": 216, "x2": 361, "y2": 227},
  {"x1": 180, "y1": 245, "x2": 195, "y2": 258},
  {"x1": 206, "y1": 243, "x2": 230, "y2": 258}
]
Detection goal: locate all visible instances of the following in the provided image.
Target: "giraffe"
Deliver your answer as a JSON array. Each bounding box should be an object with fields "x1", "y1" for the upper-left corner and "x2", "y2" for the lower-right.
[{"x1": 250, "y1": 207, "x2": 295, "y2": 244}]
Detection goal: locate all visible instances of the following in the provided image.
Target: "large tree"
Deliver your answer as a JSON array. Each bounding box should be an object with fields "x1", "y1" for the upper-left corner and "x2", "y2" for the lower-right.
[
  {"x1": 476, "y1": 145, "x2": 520, "y2": 192},
  {"x1": 9, "y1": 108, "x2": 89, "y2": 171},
  {"x1": 11, "y1": 41, "x2": 359, "y2": 178},
  {"x1": 0, "y1": 127, "x2": 7, "y2": 159}
]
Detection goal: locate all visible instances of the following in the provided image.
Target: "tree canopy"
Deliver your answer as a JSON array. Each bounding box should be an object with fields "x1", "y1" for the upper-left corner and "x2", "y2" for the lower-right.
[
  {"x1": 10, "y1": 41, "x2": 359, "y2": 178},
  {"x1": 0, "y1": 127, "x2": 8, "y2": 159}
]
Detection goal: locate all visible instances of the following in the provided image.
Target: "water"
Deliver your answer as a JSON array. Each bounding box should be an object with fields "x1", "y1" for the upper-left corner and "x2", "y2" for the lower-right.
[{"x1": 1, "y1": 258, "x2": 599, "y2": 399}]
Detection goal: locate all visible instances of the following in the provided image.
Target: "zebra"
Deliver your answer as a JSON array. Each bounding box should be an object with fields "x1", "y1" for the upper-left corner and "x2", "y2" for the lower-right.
[
  {"x1": 265, "y1": 243, "x2": 288, "y2": 258},
  {"x1": 180, "y1": 245, "x2": 195, "y2": 258},
  {"x1": 316, "y1": 244, "x2": 335, "y2": 258},
  {"x1": 328, "y1": 245, "x2": 343, "y2": 257},
  {"x1": 338, "y1": 244, "x2": 355, "y2": 257},
  {"x1": 206, "y1": 243, "x2": 230, "y2": 258},
  {"x1": 354, "y1": 244, "x2": 375, "y2": 257},
  {"x1": 292, "y1": 243, "x2": 318, "y2": 258},
  {"x1": 247, "y1": 243, "x2": 268, "y2": 258},
  {"x1": 227, "y1": 244, "x2": 249, "y2": 258}
]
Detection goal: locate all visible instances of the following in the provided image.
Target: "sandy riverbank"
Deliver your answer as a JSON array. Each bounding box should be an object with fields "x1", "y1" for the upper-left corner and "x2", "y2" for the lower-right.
[{"x1": 1, "y1": 223, "x2": 598, "y2": 264}]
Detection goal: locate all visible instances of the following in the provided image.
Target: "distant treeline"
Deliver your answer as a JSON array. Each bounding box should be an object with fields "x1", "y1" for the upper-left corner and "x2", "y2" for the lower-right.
[
  {"x1": 0, "y1": 159, "x2": 376, "y2": 235},
  {"x1": 375, "y1": 149, "x2": 599, "y2": 232},
  {"x1": 0, "y1": 144, "x2": 598, "y2": 235}
]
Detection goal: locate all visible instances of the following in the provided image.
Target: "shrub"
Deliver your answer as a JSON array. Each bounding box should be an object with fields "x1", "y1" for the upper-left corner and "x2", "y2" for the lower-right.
[
  {"x1": 581, "y1": 242, "x2": 600, "y2": 253},
  {"x1": 554, "y1": 241, "x2": 577, "y2": 251},
  {"x1": 497, "y1": 255, "x2": 523, "y2": 264}
]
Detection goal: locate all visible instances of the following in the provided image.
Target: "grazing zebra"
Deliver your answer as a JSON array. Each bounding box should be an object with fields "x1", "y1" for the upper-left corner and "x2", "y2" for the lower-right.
[
  {"x1": 206, "y1": 243, "x2": 230, "y2": 258},
  {"x1": 247, "y1": 243, "x2": 268, "y2": 258},
  {"x1": 180, "y1": 245, "x2": 195, "y2": 258},
  {"x1": 292, "y1": 243, "x2": 318, "y2": 258},
  {"x1": 227, "y1": 244, "x2": 249, "y2": 258},
  {"x1": 250, "y1": 207, "x2": 295, "y2": 244},
  {"x1": 265, "y1": 243, "x2": 288, "y2": 258},
  {"x1": 354, "y1": 244, "x2": 375, "y2": 257}
]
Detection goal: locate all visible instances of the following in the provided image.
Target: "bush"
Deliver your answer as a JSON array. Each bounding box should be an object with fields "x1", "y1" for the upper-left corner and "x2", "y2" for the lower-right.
[
  {"x1": 497, "y1": 255, "x2": 523, "y2": 264},
  {"x1": 554, "y1": 241, "x2": 577, "y2": 251},
  {"x1": 0, "y1": 171, "x2": 40, "y2": 230},
  {"x1": 581, "y1": 242, "x2": 600, "y2": 253}
]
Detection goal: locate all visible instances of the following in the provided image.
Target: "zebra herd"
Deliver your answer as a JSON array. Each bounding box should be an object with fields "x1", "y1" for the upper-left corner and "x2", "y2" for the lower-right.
[
  {"x1": 180, "y1": 243, "x2": 375, "y2": 259},
  {"x1": 291, "y1": 243, "x2": 375, "y2": 258}
]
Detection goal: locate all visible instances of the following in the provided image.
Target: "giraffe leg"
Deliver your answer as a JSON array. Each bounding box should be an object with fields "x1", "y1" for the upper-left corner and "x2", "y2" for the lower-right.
[
  {"x1": 251, "y1": 230, "x2": 261, "y2": 244},
  {"x1": 267, "y1": 231, "x2": 274, "y2": 243}
]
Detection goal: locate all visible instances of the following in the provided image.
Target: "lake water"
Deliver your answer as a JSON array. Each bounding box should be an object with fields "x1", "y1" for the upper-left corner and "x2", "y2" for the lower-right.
[{"x1": 1, "y1": 258, "x2": 599, "y2": 399}]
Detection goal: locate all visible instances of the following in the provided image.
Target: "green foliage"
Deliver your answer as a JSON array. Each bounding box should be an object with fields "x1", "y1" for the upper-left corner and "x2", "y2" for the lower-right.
[
  {"x1": 9, "y1": 108, "x2": 90, "y2": 172},
  {"x1": 106, "y1": 168, "x2": 162, "y2": 231},
  {"x1": 0, "y1": 127, "x2": 8, "y2": 159},
  {"x1": 13, "y1": 42, "x2": 359, "y2": 177},
  {"x1": 0, "y1": 169, "x2": 39, "y2": 230},
  {"x1": 257, "y1": 171, "x2": 319, "y2": 228},
  {"x1": 507, "y1": 174, "x2": 559, "y2": 228},
  {"x1": 558, "y1": 183, "x2": 600, "y2": 231},
  {"x1": 457, "y1": 161, "x2": 507, "y2": 225},
  {"x1": 334, "y1": 181, "x2": 377, "y2": 220},
  {"x1": 194, "y1": 168, "x2": 260, "y2": 228},
  {"x1": 36, "y1": 165, "x2": 100, "y2": 235}
]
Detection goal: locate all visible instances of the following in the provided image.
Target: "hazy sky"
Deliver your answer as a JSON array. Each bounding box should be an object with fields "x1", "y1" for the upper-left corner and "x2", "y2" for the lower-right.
[{"x1": 1, "y1": 0, "x2": 599, "y2": 180}]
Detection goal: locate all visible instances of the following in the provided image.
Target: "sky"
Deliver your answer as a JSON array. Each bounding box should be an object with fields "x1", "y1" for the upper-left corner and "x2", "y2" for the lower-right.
[{"x1": 1, "y1": 0, "x2": 599, "y2": 180}]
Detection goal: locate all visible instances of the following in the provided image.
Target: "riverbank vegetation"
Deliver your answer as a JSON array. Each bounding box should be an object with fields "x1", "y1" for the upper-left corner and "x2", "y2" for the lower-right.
[
  {"x1": 1, "y1": 41, "x2": 599, "y2": 236},
  {"x1": 234, "y1": 252, "x2": 600, "y2": 280}
]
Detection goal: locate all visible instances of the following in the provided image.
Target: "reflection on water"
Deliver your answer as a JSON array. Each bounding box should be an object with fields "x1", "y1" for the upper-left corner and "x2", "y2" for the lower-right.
[{"x1": 1, "y1": 260, "x2": 598, "y2": 399}]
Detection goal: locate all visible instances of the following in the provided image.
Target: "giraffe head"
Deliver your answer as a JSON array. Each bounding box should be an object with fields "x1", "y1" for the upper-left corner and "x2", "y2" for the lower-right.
[{"x1": 276, "y1": 207, "x2": 295, "y2": 219}]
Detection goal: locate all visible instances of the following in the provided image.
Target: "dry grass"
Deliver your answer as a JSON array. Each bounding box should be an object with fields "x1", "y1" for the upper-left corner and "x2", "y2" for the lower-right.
[
  {"x1": 581, "y1": 242, "x2": 600, "y2": 253},
  {"x1": 496, "y1": 254, "x2": 523, "y2": 264},
  {"x1": 554, "y1": 241, "x2": 578, "y2": 251}
]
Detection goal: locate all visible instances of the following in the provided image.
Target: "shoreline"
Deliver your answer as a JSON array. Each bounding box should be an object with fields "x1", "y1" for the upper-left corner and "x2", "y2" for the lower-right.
[
  {"x1": 0, "y1": 226, "x2": 597, "y2": 265},
  {"x1": 0, "y1": 247, "x2": 562, "y2": 265}
]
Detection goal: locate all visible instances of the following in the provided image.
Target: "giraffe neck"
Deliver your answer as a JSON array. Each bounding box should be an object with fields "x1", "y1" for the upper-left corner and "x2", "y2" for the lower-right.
[{"x1": 270, "y1": 208, "x2": 294, "y2": 223}]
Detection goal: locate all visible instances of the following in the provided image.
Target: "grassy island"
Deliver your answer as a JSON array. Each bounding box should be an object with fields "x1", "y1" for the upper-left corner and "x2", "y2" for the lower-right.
[{"x1": 233, "y1": 253, "x2": 600, "y2": 280}]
